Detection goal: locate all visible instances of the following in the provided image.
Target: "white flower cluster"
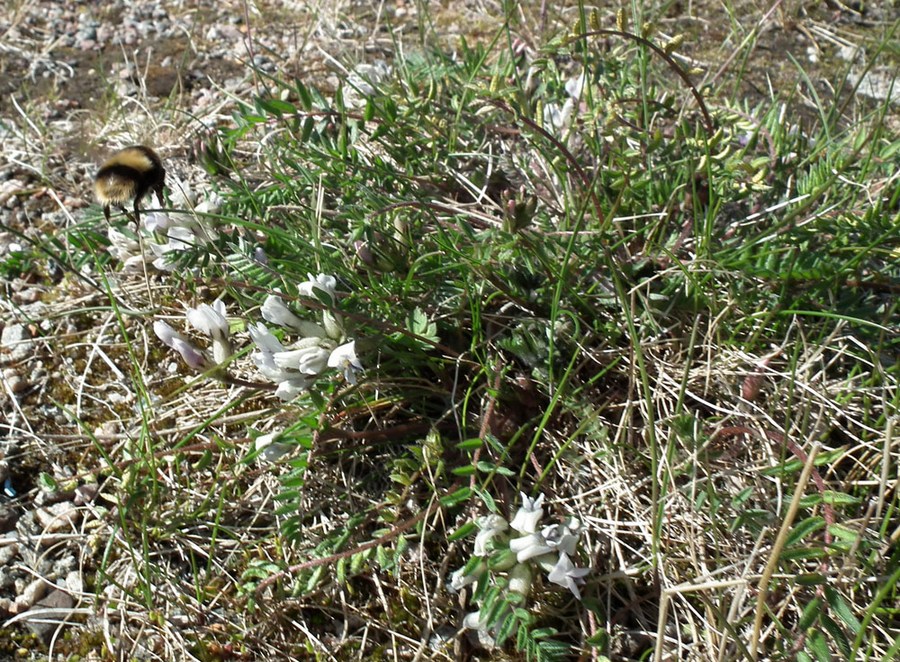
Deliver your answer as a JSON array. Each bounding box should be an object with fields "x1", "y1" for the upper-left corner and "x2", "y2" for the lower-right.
[
  {"x1": 152, "y1": 274, "x2": 363, "y2": 401},
  {"x1": 107, "y1": 180, "x2": 222, "y2": 272},
  {"x1": 154, "y1": 299, "x2": 230, "y2": 372},
  {"x1": 451, "y1": 492, "x2": 589, "y2": 638},
  {"x1": 252, "y1": 274, "x2": 362, "y2": 400}
]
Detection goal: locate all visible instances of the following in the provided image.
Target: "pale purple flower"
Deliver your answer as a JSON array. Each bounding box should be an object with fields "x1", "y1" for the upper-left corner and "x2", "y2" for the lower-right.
[
  {"x1": 546, "y1": 552, "x2": 590, "y2": 600},
  {"x1": 509, "y1": 492, "x2": 545, "y2": 533},
  {"x1": 153, "y1": 320, "x2": 209, "y2": 370},
  {"x1": 170, "y1": 338, "x2": 208, "y2": 370},
  {"x1": 327, "y1": 340, "x2": 363, "y2": 384},
  {"x1": 354, "y1": 240, "x2": 376, "y2": 267},
  {"x1": 153, "y1": 320, "x2": 180, "y2": 346}
]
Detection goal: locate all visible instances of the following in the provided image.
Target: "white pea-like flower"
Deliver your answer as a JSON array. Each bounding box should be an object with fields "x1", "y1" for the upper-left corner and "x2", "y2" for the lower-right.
[
  {"x1": 298, "y1": 273, "x2": 337, "y2": 300},
  {"x1": 150, "y1": 225, "x2": 196, "y2": 271},
  {"x1": 462, "y1": 610, "x2": 483, "y2": 630},
  {"x1": 261, "y1": 294, "x2": 327, "y2": 338},
  {"x1": 186, "y1": 299, "x2": 232, "y2": 364},
  {"x1": 274, "y1": 340, "x2": 331, "y2": 376},
  {"x1": 508, "y1": 531, "x2": 553, "y2": 562},
  {"x1": 153, "y1": 320, "x2": 185, "y2": 347},
  {"x1": 250, "y1": 323, "x2": 316, "y2": 398},
  {"x1": 546, "y1": 552, "x2": 590, "y2": 600},
  {"x1": 187, "y1": 300, "x2": 228, "y2": 339},
  {"x1": 249, "y1": 323, "x2": 286, "y2": 381},
  {"x1": 107, "y1": 226, "x2": 141, "y2": 261},
  {"x1": 321, "y1": 310, "x2": 344, "y2": 341},
  {"x1": 541, "y1": 519, "x2": 580, "y2": 556},
  {"x1": 473, "y1": 514, "x2": 508, "y2": 557},
  {"x1": 509, "y1": 492, "x2": 545, "y2": 533},
  {"x1": 274, "y1": 378, "x2": 314, "y2": 401},
  {"x1": 327, "y1": 340, "x2": 363, "y2": 384},
  {"x1": 254, "y1": 432, "x2": 293, "y2": 462},
  {"x1": 449, "y1": 560, "x2": 487, "y2": 592},
  {"x1": 195, "y1": 193, "x2": 223, "y2": 215},
  {"x1": 565, "y1": 72, "x2": 587, "y2": 99},
  {"x1": 143, "y1": 211, "x2": 172, "y2": 233}
]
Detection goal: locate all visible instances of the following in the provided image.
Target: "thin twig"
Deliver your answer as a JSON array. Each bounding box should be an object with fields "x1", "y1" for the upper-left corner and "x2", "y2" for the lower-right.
[
  {"x1": 254, "y1": 500, "x2": 439, "y2": 602},
  {"x1": 750, "y1": 442, "x2": 821, "y2": 659}
]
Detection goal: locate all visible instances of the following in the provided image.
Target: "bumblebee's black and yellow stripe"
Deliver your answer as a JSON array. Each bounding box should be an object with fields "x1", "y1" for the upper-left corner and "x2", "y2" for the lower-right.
[{"x1": 94, "y1": 145, "x2": 165, "y2": 223}]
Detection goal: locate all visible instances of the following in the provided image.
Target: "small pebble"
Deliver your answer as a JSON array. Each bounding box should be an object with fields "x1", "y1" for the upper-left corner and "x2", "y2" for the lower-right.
[
  {"x1": 1, "y1": 324, "x2": 34, "y2": 362},
  {"x1": 35, "y1": 502, "x2": 81, "y2": 533},
  {"x1": 14, "y1": 577, "x2": 49, "y2": 613}
]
